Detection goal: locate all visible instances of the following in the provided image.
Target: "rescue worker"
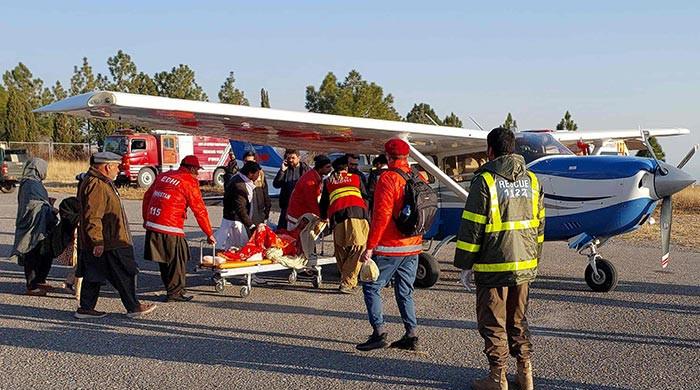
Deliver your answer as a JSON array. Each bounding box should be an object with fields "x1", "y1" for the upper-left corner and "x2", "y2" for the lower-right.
[
  {"x1": 454, "y1": 127, "x2": 544, "y2": 390},
  {"x1": 285, "y1": 155, "x2": 332, "y2": 230},
  {"x1": 76, "y1": 152, "x2": 156, "y2": 319},
  {"x1": 242, "y1": 151, "x2": 271, "y2": 224},
  {"x1": 143, "y1": 155, "x2": 216, "y2": 302},
  {"x1": 272, "y1": 149, "x2": 309, "y2": 230},
  {"x1": 319, "y1": 156, "x2": 369, "y2": 294},
  {"x1": 357, "y1": 139, "x2": 422, "y2": 352}
]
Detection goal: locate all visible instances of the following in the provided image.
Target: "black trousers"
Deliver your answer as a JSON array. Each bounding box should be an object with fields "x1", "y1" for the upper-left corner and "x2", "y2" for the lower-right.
[
  {"x1": 23, "y1": 245, "x2": 53, "y2": 290},
  {"x1": 79, "y1": 248, "x2": 139, "y2": 312},
  {"x1": 145, "y1": 231, "x2": 190, "y2": 298}
]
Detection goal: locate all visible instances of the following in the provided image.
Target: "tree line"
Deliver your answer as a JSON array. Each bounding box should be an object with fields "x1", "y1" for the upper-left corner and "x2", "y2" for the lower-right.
[{"x1": 1, "y1": 49, "x2": 596, "y2": 147}]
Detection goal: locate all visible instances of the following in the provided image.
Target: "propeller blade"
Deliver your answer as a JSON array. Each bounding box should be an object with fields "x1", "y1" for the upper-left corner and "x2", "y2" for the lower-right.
[
  {"x1": 677, "y1": 144, "x2": 698, "y2": 169},
  {"x1": 660, "y1": 195, "x2": 672, "y2": 268}
]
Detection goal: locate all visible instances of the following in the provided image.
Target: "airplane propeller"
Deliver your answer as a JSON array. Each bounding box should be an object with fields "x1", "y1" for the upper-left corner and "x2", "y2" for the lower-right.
[{"x1": 641, "y1": 129, "x2": 698, "y2": 269}]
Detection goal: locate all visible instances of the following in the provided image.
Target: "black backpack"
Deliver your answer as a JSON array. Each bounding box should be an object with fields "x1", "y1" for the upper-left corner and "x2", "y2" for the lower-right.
[{"x1": 390, "y1": 168, "x2": 438, "y2": 236}]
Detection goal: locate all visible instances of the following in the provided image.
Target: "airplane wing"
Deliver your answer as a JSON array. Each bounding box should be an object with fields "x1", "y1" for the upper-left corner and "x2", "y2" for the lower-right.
[
  {"x1": 35, "y1": 91, "x2": 488, "y2": 155},
  {"x1": 551, "y1": 128, "x2": 690, "y2": 151}
]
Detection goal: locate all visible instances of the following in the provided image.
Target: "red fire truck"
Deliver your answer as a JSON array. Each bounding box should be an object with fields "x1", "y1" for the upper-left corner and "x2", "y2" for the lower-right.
[{"x1": 104, "y1": 129, "x2": 232, "y2": 188}]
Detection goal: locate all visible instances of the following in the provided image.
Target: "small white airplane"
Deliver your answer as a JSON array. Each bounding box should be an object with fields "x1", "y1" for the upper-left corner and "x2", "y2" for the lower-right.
[{"x1": 36, "y1": 92, "x2": 697, "y2": 292}]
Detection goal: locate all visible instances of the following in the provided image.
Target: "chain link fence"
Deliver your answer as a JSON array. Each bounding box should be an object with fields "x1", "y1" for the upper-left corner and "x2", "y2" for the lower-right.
[{"x1": 4, "y1": 141, "x2": 95, "y2": 161}]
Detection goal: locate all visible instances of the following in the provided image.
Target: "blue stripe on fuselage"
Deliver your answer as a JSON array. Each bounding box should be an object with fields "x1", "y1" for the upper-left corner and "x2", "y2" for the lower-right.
[
  {"x1": 544, "y1": 198, "x2": 658, "y2": 241},
  {"x1": 426, "y1": 198, "x2": 658, "y2": 242},
  {"x1": 530, "y1": 156, "x2": 657, "y2": 180}
]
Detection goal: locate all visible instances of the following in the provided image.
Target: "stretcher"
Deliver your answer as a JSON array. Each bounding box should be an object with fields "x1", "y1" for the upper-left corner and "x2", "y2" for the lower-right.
[{"x1": 194, "y1": 240, "x2": 336, "y2": 298}]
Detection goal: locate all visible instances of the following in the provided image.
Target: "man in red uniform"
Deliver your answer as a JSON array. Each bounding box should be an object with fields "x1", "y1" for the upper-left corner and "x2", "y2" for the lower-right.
[
  {"x1": 285, "y1": 155, "x2": 332, "y2": 230},
  {"x1": 319, "y1": 155, "x2": 369, "y2": 294},
  {"x1": 357, "y1": 139, "x2": 423, "y2": 352},
  {"x1": 142, "y1": 155, "x2": 216, "y2": 302}
]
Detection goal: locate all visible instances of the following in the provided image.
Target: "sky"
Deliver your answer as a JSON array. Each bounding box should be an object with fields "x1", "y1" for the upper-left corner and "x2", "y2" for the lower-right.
[{"x1": 2, "y1": 0, "x2": 699, "y2": 179}]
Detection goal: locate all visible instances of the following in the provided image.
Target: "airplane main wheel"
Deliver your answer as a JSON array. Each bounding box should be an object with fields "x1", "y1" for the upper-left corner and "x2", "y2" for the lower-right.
[
  {"x1": 414, "y1": 252, "x2": 440, "y2": 289},
  {"x1": 584, "y1": 258, "x2": 618, "y2": 292}
]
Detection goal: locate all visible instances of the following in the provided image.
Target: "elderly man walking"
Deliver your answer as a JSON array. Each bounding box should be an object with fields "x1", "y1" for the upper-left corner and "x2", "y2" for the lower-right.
[
  {"x1": 76, "y1": 152, "x2": 156, "y2": 319},
  {"x1": 143, "y1": 155, "x2": 215, "y2": 302}
]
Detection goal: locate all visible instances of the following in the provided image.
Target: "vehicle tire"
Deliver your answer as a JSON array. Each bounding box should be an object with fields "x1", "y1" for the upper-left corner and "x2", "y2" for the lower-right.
[
  {"x1": 414, "y1": 252, "x2": 440, "y2": 288},
  {"x1": 213, "y1": 167, "x2": 227, "y2": 188},
  {"x1": 584, "y1": 258, "x2": 618, "y2": 292},
  {"x1": 0, "y1": 183, "x2": 15, "y2": 193},
  {"x1": 137, "y1": 168, "x2": 156, "y2": 188}
]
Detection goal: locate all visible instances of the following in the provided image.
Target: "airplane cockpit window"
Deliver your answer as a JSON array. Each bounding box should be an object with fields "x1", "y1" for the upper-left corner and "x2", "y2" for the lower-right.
[{"x1": 515, "y1": 132, "x2": 574, "y2": 164}]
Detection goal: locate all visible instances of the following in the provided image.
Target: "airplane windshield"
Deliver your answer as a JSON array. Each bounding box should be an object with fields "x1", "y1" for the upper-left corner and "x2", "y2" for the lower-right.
[{"x1": 515, "y1": 132, "x2": 574, "y2": 164}]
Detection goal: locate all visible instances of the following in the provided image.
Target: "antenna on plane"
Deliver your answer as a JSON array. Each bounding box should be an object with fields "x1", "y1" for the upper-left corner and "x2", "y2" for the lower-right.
[
  {"x1": 422, "y1": 113, "x2": 440, "y2": 126},
  {"x1": 467, "y1": 115, "x2": 485, "y2": 131}
]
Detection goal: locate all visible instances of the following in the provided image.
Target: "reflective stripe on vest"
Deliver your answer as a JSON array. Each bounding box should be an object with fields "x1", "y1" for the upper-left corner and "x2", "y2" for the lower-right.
[
  {"x1": 472, "y1": 259, "x2": 538, "y2": 272},
  {"x1": 480, "y1": 171, "x2": 540, "y2": 233},
  {"x1": 456, "y1": 240, "x2": 481, "y2": 253},
  {"x1": 462, "y1": 210, "x2": 488, "y2": 224},
  {"x1": 329, "y1": 186, "x2": 363, "y2": 204},
  {"x1": 145, "y1": 221, "x2": 185, "y2": 235},
  {"x1": 374, "y1": 244, "x2": 423, "y2": 254}
]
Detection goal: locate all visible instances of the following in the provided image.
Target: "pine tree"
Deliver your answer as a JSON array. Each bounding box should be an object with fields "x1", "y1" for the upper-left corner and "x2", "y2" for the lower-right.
[
  {"x1": 51, "y1": 81, "x2": 81, "y2": 142},
  {"x1": 218, "y1": 71, "x2": 249, "y2": 105},
  {"x1": 443, "y1": 112, "x2": 463, "y2": 128},
  {"x1": 3, "y1": 88, "x2": 37, "y2": 141},
  {"x1": 556, "y1": 111, "x2": 578, "y2": 131},
  {"x1": 636, "y1": 137, "x2": 665, "y2": 161},
  {"x1": 0, "y1": 85, "x2": 8, "y2": 137},
  {"x1": 502, "y1": 112, "x2": 518, "y2": 130},
  {"x1": 106, "y1": 50, "x2": 138, "y2": 92},
  {"x1": 406, "y1": 103, "x2": 442, "y2": 125},
  {"x1": 155, "y1": 64, "x2": 208, "y2": 101},
  {"x1": 3, "y1": 63, "x2": 43, "y2": 141},
  {"x1": 260, "y1": 88, "x2": 270, "y2": 108},
  {"x1": 306, "y1": 70, "x2": 400, "y2": 120}
]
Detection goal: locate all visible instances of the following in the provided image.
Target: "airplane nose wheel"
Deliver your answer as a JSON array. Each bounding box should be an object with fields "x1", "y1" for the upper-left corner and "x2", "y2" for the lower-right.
[{"x1": 584, "y1": 258, "x2": 618, "y2": 292}]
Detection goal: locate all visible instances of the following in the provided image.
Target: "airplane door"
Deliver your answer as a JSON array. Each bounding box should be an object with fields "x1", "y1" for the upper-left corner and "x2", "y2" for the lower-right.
[{"x1": 162, "y1": 136, "x2": 178, "y2": 165}]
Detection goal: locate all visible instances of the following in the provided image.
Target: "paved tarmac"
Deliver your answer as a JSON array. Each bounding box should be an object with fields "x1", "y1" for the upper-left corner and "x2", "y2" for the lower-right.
[{"x1": 0, "y1": 192, "x2": 698, "y2": 389}]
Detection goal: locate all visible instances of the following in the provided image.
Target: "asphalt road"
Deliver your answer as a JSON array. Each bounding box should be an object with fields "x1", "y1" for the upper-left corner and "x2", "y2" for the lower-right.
[{"x1": 0, "y1": 192, "x2": 698, "y2": 389}]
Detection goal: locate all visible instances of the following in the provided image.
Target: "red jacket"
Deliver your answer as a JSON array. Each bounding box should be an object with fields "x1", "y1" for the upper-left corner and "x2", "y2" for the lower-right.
[
  {"x1": 367, "y1": 159, "x2": 423, "y2": 257},
  {"x1": 142, "y1": 168, "x2": 213, "y2": 237},
  {"x1": 286, "y1": 169, "x2": 322, "y2": 226}
]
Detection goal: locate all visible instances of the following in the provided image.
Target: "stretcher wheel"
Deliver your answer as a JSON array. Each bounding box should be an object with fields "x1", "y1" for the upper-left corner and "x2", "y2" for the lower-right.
[
  {"x1": 312, "y1": 275, "x2": 322, "y2": 289},
  {"x1": 214, "y1": 279, "x2": 226, "y2": 294},
  {"x1": 288, "y1": 270, "x2": 298, "y2": 285},
  {"x1": 240, "y1": 286, "x2": 251, "y2": 298}
]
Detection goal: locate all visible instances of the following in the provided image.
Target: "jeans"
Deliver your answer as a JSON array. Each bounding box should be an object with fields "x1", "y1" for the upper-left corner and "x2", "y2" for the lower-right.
[{"x1": 362, "y1": 254, "x2": 418, "y2": 336}]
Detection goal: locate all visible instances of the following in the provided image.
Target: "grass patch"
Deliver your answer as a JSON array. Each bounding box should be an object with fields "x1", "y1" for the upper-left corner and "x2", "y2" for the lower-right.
[{"x1": 46, "y1": 160, "x2": 90, "y2": 183}]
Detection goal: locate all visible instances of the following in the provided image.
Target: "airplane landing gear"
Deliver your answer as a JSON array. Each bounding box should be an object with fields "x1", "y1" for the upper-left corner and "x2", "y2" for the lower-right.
[{"x1": 577, "y1": 239, "x2": 618, "y2": 292}]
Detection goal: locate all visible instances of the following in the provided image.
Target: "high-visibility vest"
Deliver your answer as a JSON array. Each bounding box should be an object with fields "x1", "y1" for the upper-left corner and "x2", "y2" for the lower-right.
[
  {"x1": 457, "y1": 170, "x2": 544, "y2": 273},
  {"x1": 326, "y1": 172, "x2": 366, "y2": 218}
]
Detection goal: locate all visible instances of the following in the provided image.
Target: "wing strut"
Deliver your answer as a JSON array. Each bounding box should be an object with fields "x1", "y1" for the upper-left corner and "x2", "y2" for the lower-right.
[{"x1": 408, "y1": 144, "x2": 469, "y2": 202}]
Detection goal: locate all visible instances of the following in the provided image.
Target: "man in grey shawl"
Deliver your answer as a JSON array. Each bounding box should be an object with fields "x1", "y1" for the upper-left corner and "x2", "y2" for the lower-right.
[{"x1": 11, "y1": 158, "x2": 58, "y2": 296}]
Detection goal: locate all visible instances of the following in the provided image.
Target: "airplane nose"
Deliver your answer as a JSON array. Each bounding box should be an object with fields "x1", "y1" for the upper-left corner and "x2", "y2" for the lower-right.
[{"x1": 653, "y1": 162, "x2": 696, "y2": 199}]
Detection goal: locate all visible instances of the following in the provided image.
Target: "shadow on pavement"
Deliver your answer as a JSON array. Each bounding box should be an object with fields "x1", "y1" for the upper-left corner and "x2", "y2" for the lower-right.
[{"x1": 0, "y1": 302, "x2": 630, "y2": 390}]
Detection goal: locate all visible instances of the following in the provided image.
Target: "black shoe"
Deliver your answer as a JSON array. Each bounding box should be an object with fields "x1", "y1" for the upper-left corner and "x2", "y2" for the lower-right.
[
  {"x1": 356, "y1": 333, "x2": 388, "y2": 351},
  {"x1": 167, "y1": 294, "x2": 194, "y2": 302},
  {"x1": 389, "y1": 335, "x2": 419, "y2": 352}
]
